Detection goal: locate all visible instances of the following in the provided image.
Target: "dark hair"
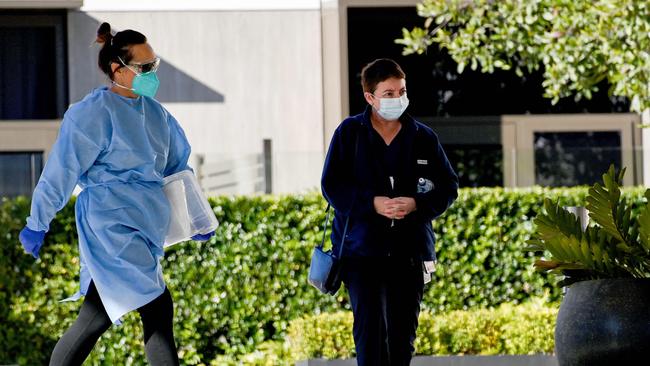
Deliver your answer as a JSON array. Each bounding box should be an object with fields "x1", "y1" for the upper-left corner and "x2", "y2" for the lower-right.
[
  {"x1": 360, "y1": 58, "x2": 406, "y2": 93},
  {"x1": 96, "y1": 22, "x2": 147, "y2": 80}
]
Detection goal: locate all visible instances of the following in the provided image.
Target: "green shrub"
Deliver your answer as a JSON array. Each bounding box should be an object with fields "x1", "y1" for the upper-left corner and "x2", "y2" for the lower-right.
[
  {"x1": 290, "y1": 301, "x2": 556, "y2": 361},
  {"x1": 415, "y1": 301, "x2": 556, "y2": 356},
  {"x1": 241, "y1": 300, "x2": 556, "y2": 365},
  {"x1": 210, "y1": 341, "x2": 294, "y2": 366},
  {"x1": 1, "y1": 188, "x2": 644, "y2": 364},
  {"x1": 288, "y1": 312, "x2": 355, "y2": 361}
]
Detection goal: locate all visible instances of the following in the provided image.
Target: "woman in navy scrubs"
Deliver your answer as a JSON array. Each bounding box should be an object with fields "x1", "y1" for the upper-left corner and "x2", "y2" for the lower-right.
[{"x1": 321, "y1": 58, "x2": 459, "y2": 366}]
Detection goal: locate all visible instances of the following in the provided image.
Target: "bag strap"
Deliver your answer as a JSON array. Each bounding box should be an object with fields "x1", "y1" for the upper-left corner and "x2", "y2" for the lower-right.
[
  {"x1": 318, "y1": 205, "x2": 332, "y2": 250},
  {"x1": 318, "y1": 205, "x2": 351, "y2": 253},
  {"x1": 318, "y1": 125, "x2": 360, "y2": 255},
  {"x1": 336, "y1": 214, "x2": 351, "y2": 259}
]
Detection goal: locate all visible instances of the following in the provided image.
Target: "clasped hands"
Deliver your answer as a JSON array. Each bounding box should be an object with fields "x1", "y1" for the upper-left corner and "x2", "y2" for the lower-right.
[{"x1": 373, "y1": 196, "x2": 416, "y2": 220}]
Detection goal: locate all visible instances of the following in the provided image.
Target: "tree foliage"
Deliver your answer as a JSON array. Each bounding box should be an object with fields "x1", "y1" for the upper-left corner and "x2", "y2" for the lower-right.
[{"x1": 398, "y1": 0, "x2": 650, "y2": 111}]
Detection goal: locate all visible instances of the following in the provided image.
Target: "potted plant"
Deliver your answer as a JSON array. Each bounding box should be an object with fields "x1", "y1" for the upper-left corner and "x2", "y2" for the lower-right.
[{"x1": 527, "y1": 165, "x2": 650, "y2": 366}]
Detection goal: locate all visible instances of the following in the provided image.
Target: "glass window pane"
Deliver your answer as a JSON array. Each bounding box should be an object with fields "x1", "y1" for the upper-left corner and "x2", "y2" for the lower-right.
[
  {"x1": 0, "y1": 27, "x2": 57, "y2": 119},
  {"x1": 0, "y1": 12, "x2": 67, "y2": 120},
  {"x1": 0, "y1": 152, "x2": 43, "y2": 197},
  {"x1": 534, "y1": 131, "x2": 622, "y2": 187}
]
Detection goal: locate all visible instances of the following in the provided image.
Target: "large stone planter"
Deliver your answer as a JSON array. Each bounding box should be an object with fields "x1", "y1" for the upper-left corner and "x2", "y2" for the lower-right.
[{"x1": 555, "y1": 278, "x2": 650, "y2": 365}]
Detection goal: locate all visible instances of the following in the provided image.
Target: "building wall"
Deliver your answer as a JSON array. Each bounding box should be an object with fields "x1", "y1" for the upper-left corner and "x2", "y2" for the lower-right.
[
  {"x1": 67, "y1": 9, "x2": 324, "y2": 194},
  {"x1": 4, "y1": 0, "x2": 648, "y2": 195},
  {"x1": 320, "y1": 0, "x2": 420, "y2": 144}
]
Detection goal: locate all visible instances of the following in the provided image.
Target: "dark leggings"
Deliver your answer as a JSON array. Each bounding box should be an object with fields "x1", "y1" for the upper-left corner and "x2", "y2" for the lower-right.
[{"x1": 49, "y1": 282, "x2": 179, "y2": 366}]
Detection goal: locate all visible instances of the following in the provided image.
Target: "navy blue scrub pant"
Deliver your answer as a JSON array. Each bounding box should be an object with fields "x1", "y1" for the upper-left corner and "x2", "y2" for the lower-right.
[{"x1": 342, "y1": 256, "x2": 425, "y2": 366}]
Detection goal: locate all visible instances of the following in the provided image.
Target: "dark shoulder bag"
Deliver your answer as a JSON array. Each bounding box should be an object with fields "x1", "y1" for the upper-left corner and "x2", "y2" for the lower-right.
[{"x1": 308, "y1": 127, "x2": 359, "y2": 295}]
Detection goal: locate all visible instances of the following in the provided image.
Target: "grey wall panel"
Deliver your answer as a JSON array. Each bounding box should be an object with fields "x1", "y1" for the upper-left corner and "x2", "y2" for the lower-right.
[{"x1": 67, "y1": 10, "x2": 324, "y2": 194}]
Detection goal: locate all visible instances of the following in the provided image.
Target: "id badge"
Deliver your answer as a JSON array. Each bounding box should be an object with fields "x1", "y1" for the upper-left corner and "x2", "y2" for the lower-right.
[
  {"x1": 422, "y1": 260, "x2": 436, "y2": 284},
  {"x1": 423, "y1": 271, "x2": 432, "y2": 284},
  {"x1": 417, "y1": 178, "x2": 434, "y2": 193}
]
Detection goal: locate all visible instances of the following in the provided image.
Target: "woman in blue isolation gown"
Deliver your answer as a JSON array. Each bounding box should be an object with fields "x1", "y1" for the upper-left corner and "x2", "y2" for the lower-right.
[{"x1": 18, "y1": 22, "x2": 213, "y2": 365}]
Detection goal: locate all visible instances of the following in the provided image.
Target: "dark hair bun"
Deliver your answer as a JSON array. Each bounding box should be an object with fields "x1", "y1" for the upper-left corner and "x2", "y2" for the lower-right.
[
  {"x1": 96, "y1": 22, "x2": 113, "y2": 44},
  {"x1": 96, "y1": 24, "x2": 147, "y2": 80}
]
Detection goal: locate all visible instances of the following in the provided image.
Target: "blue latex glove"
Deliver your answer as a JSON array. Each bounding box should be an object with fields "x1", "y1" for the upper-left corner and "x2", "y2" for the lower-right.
[
  {"x1": 19, "y1": 227, "x2": 46, "y2": 259},
  {"x1": 191, "y1": 231, "x2": 215, "y2": 241}
]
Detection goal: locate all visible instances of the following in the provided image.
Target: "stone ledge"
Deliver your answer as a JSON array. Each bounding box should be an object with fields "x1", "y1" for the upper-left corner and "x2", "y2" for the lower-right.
[{"x1": 296, "y1": 355, "x2": 558, "y2": 366}]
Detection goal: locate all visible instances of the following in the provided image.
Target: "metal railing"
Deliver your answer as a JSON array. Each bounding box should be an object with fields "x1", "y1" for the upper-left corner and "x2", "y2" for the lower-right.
[{"x1": 195, "y1": 139, "x2": 273, "y2": 196}]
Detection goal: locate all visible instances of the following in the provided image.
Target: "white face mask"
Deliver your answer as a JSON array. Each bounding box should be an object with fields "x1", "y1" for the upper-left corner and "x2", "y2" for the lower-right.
[{"x1": 374, "y1": 94, "x2": 409, "y2": 120}]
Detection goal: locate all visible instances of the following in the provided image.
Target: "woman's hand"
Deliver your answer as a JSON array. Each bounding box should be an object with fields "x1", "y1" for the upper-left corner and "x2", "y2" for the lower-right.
[
  {"x1": 374, "y1": 196, "x2": 395, "y2": 219},
  {"x1": 374, "y1": 196, "x2": 417, "y2": 220},
  {"x1": 19, "y1": 227, "x2": 46, "y2": 259},
  {"x1": 191, "y1": 231, "x2": 215, "y2": 241},
  {"x1": 389, "y1": 197, "x2": 417, "y2": 219}
]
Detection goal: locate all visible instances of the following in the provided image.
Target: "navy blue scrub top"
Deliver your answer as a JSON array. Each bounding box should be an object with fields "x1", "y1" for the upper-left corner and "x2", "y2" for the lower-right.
[
  {"x1": 368, "y1": 122, "x2": 418, "y2": 257},
  {"x1": 321, "y1": 106, "x2": 459, "y2": 261},
  {"x1": 373, "y1": 125, "x2": 403, "y2": 181}
]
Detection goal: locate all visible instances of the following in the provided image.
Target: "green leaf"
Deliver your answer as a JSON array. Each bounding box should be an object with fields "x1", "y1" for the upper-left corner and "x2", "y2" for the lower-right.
[{"x1": 399, "y1": 0, "x2": 650, "y2": 112}]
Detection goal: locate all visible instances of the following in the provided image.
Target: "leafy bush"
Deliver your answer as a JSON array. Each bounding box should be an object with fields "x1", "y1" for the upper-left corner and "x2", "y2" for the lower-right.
[
  {"x1": 238, "y1": 300, "x2": 556, "y2": 365},
  {"x1": 288, "y1": 311, "x2": 355, "y2": 361},
  {"x1": 1, "y1": 188, "x2": 644, "y2": 364},
  {"x1": 210, "y1": 341, "x2": 294, "y2": 366},
  {"x1": 529, "y1": 166, "x2": 650, "y2": 285},
  {"x1": 1, "y1": 195, "x2": 342, "y2": 365},
  {"x1": 415, "y1": 301, "x2": 556, "y2": 356}
]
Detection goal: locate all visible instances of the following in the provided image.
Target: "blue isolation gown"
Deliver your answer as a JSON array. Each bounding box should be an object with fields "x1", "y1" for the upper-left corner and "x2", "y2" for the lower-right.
[{"x1": 26, "y1": 86, "x2": 191, "y2": 324}]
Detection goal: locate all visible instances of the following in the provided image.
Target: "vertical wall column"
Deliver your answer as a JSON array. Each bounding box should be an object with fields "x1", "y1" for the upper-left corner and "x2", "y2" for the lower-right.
[
  {"x1": 643, "y1": 110, "x2": 650, "y2": 187},
  {"x1": 320, "y1": 0, "x2": 348, "y2": 149}
]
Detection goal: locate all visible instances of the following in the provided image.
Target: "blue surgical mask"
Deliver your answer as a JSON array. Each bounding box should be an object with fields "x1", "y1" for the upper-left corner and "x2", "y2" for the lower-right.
[{"x1": 374, "y1": 94, "x2": 409, "y2": 120}]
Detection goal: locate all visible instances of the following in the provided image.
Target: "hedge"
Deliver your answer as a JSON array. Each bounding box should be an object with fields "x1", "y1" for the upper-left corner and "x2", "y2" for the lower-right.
[
  {"x1": 292, "y1": 300, "x2": 557, "y2": 359},
  {"x1": 213, "y1": 300, "x2": 557, "y2": 365},
  {"x1": 1, "y1": 187, "x2": 645, "y2": 365}
]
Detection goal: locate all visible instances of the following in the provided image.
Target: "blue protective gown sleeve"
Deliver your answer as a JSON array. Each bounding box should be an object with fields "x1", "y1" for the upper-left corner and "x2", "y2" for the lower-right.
[
  {"x1": 163, "y1": 113, "x2": 192, "y2": 177},
  {"x1": 26, "y1": 115, "x2": 107, "y2": 232}
]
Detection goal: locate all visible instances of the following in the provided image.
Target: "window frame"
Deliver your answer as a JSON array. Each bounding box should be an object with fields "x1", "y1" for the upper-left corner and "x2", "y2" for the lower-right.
[
  {"x1": 502, "y1": 114, "x2": 643, "y2": 187},
  {"x1": 0, "y1": 11, "x2": 67, "y2": 197}
]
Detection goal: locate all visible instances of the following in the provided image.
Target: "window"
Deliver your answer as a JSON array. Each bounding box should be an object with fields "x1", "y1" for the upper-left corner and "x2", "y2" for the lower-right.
[
  {"x1": 0, "y1": 11, "x2": 68, "y2": 119},
  {"x1": 0, "y1": 11, "x2": 66, "y2": 198},
  {"x1": 422, "y1": 116, "x2": 503, "y2": 187},
  {"x1": 502, "y1": 114, "x2": 642, "y2": 187},
  {"x1": 534, "y1": 131, "x2": 622, "y2": 187},
  {"x1": 0, "y1": 152, "x2": 43, "y2": 197}
]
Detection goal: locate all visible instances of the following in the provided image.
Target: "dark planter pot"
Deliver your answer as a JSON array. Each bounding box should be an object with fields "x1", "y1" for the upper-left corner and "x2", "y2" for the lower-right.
[{"x1": 555, "y1": 278, "x2": 650, "y2": 366}]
